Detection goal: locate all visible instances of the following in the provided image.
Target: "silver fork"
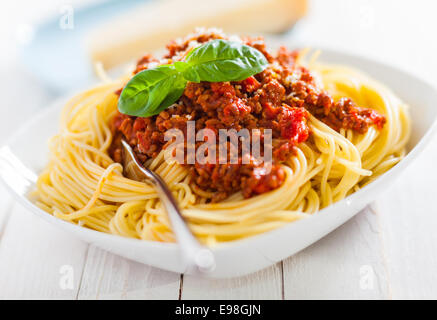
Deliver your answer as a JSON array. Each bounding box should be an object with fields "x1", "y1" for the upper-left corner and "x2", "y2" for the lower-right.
[{"x1": 121, "y1": 139, "x2": 216, "y2": 274}]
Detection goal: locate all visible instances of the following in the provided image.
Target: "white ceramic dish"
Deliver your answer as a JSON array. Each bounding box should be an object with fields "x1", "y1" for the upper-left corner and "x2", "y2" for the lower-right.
[{"x1": 1, "y1": 49, "x2": 436, "y2": 278}]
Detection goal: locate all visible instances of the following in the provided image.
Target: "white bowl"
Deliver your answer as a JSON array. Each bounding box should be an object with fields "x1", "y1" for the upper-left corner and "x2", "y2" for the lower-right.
[{"x1": 1, "y1": 49, "x2": 436, "y2": 278}]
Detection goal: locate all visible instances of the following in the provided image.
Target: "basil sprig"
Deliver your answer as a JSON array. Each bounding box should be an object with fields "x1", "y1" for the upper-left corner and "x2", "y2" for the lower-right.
[
  {"x1": 118, "y1": 40, "x2": 268, "y2": 117},
  {"x1": 118, "y1": 65, "x2": 187, "y2": 117},
  {"x1": 174, "y1": 39, "x2": 268, "y2": 82}
]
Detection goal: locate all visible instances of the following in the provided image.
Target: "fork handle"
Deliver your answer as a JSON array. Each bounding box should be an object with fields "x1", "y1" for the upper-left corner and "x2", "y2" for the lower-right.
[
  {"x1": 146, "y1": 170, "x2": 216, "y2": 274},
  {"x1": 121, "y1": 139, "x2": 215, "y2": 273}
]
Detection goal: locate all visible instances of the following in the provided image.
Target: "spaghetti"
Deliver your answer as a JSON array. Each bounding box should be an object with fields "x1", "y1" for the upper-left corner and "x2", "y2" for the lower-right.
[{"x1": 34, "y1": 31, "x2": 410, "y2": 245}]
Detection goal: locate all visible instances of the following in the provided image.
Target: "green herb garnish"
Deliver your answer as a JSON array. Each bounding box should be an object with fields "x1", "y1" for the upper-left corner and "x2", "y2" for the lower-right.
[{"x1": 118, "y1": 40, "x2": 268, "y2": 117}]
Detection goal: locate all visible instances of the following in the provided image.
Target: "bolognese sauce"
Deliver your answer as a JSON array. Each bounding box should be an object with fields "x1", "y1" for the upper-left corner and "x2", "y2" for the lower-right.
[{"x1": 109, "y1": 31, "x2": 385, "y2": 202}]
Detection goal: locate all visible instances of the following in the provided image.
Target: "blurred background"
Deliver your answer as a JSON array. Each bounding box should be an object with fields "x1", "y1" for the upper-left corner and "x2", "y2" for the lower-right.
[{"x1": 1, "y1": 0, "x2": 436, "y2": 145}]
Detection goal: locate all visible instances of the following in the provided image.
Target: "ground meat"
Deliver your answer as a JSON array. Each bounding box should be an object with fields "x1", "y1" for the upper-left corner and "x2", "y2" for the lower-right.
[
  {"x1": 110, "y1": 31, "x2": 386, "y2": 202},
  {"x1": 133, "y1": 54, "x2": 160, "y2": 74},
  {"x1": 285, "y1": 68, "x2": 386, "y2": 134}
]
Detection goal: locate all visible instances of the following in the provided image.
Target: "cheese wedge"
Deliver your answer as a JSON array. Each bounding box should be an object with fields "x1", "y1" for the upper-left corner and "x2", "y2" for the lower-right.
[{"x1": 86, "y1": 0, "x2": 307, "y2": 69}]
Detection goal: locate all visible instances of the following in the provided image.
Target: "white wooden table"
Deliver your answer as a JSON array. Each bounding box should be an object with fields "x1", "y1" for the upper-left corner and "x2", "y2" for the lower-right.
[{"x1": 1, "y1": 0, "x2": 437, "y2": 299}]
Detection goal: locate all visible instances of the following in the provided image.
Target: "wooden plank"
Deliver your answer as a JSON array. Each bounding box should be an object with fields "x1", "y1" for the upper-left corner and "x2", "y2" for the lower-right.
[
  {"x1": 77, "y1": 245, "x2": 180, "y2": 300},
  {"x1": 181, "y1": 264, "x2": 283, "y2": 299},
  {"x1": 373, "y1": 139, "x2": 437, "y2": 299},
  {"x1": 283, "y1": 206, "x2": 390, "y2": 299},
  {"x1": 0, "y1": 203, "x2": 88, "y2": 299}
]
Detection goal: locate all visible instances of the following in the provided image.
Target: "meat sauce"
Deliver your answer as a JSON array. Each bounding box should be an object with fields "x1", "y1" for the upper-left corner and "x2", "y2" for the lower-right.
[{"x1": 109, "y1": 31, "x2": 385, "y2": 202}]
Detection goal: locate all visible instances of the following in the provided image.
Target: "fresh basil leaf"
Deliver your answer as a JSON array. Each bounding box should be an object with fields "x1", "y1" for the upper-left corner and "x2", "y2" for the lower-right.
[
  {"x1": 182, "y1": 39, "x2": 268, "y2": 83},
  {"x1": 118, "y1": 40, "x2": 270, "y2": 118},
  {"x1": 173, "y1": 61, "x2": 189, "y2": 73},
  {"x1": 118, "y1": 65, "x2": 186, "y2": 117},
  {"x1": 150, "y1": 72, "x2": 187, "y2": 115}
]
